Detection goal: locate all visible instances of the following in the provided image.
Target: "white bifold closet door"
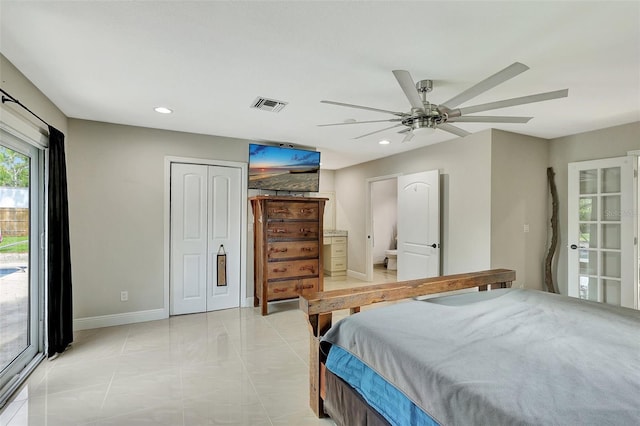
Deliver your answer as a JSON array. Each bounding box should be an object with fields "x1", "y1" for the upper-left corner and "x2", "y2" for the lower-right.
[{"x1": 171, "y1": 163, "x2": 241, "y2": 314}]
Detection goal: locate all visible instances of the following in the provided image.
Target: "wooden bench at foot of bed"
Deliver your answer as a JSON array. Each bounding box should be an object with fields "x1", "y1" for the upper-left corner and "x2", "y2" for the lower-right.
[{"x1": 298, "y1": 268, "x2": 516, "y2": 418}]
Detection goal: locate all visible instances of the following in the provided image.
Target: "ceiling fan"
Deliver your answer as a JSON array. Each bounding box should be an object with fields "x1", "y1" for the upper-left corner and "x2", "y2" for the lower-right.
[{"x1": 318, "y1": 62, "x2": 568, "y2": 142}]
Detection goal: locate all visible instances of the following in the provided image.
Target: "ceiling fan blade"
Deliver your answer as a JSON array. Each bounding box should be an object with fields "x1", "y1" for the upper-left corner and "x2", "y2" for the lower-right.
[
  {"x1": 440, "y1": 62, "x2": 529, "y2": 109},
  {"x1": 321, "y1": 100, "x2": 406, "y2": 117},
  {"x1": 318, "y1": 118, "x2": 402, "y2": 127},
  {"x1": 402, "y1": 131, "x2": 415, "y2": 143},
  {"x1": 456, "y1": 89, "x2": 568, "y2": 115},
  {"x1": 392, "y1": 70, "x2": 425, "y2": 111},
  {"x1": 354, "y1": 124, "x2": 404, "y2": 140},
  {"x1": 437, "y1": 123, "x2": 471, "y2": 137},
  {"x1": 448, "y1": 116, "x2": 533, "y2": 123}
]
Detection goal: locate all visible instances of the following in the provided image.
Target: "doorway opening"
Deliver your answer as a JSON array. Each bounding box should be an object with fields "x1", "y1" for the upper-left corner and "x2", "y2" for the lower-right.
[{"x1": 366, "y1": 176, "x2": 398, "y2": 283}]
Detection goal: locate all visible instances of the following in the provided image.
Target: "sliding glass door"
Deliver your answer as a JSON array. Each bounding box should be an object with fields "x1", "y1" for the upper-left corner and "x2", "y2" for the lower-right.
[{"x1": 0, "y1": 128, "x2": 43, "y2": 404}]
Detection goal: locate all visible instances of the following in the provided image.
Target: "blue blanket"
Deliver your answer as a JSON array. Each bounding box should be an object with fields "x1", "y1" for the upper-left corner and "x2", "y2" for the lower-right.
[{"x1": 326, "y1": 345, "x2": 439, "y2": 426}]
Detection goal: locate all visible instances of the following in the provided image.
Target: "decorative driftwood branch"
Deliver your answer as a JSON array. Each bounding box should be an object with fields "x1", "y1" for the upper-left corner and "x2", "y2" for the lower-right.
[{"x1": 545, "y1": 167, "x2": 559, "y2": 293}]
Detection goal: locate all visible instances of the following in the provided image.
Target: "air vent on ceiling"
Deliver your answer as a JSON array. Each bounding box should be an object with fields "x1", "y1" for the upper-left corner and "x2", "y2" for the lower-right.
[{"x1": 251, "y1": 97, "x2": 288, "y2": 113}]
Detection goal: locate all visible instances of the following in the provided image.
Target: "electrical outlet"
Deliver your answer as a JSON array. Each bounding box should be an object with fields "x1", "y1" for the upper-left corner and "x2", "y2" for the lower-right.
[
  {"x1": 523, "y1": 224, "x2": 530, "y2": 233},
  {"x1": 120, "y1": 291, "x2": 128, "y2": 302}
]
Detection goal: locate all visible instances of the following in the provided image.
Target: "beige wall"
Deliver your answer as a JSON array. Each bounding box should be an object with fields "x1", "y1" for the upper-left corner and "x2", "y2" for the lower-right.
[
  {"x1": 490, "y1": 130, "x2": 550, "y2": 290},
  {"x1": 548, "y1": 122, "x2": 640, "y2": 295},
  {"x1": 67, "y1": 119, "x2": 252, "y2": 318},
  {"x1": 334, "y1": 130, "x2": 493, "y2": 277},
  {"x1": 68, "y1": 119, "x2": 335, "y2": 320}
]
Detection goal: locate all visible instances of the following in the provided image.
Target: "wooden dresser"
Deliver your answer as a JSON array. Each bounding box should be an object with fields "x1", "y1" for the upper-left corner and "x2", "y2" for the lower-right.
[{"x1": 250, "y1": 196, "x2": 327, "y2": 315}]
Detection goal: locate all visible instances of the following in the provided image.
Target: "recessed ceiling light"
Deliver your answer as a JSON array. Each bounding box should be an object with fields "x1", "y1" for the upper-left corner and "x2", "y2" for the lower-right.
[
  {"x1": 379, "y1": 140, "x2": 390, "y2": 145},
  {"x1": 154, "y1": 106, "x2": 173, "y2": 114}
]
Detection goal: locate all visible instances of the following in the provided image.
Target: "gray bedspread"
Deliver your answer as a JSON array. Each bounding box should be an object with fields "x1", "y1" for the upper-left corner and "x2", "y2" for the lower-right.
[{"x1": 321, "y1": 289, "x2": 640, "y2": 425}]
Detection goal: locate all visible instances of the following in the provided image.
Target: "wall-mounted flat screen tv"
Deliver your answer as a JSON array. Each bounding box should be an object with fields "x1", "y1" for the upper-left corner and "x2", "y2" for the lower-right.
[{"x1": 248, "y1": 143, "x2": 321, "y2": 192}]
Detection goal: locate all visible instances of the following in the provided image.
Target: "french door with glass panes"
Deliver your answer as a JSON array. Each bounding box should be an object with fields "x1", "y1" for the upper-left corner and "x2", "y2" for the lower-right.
[
  {"x1": 568, "y1": 156, "x2": 635, "y2": 308},
  {"x1": 0, "y1": 128, "x2": 44, "y2": 404}
]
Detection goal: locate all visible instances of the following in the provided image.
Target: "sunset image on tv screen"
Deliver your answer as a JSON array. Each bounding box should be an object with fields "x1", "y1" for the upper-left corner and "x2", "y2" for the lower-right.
[{"x1": 249, "y1": 144, "x2": 320, "y2": 192}]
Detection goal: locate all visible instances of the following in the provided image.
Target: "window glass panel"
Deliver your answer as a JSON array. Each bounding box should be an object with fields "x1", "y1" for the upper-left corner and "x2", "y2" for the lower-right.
[
  {"x1": 579, "y1": 276, "x2": 598, "y2": 301},
  {"x1": 601, "y1": 195, "x2": 621, "y2": 221},
  {"x1": 603, "y1": 279, "x2": 621, "y2": 306},
  {"x1": 579, "y1": 197, "x2": 597, "y2": 221},
  {"x1": 579, "y1": 223, "x2": 597, "y2": 248},
  {"x1": 601, "y1": 167, "x2": 621, "y2": 193},
  {"x1": 0, "y1": 146, "x2": 30, "y2": 375},
  {"x1": 601, "y1": 224, "x2": 621, "y2": 250},
  {"x1": 601, "y1": 251, "x2": 621, "y2": 278},
  {"x1": 579, "y1": 250, "x2": 597, "y2": 275},
  {"x1": 579, "y1": 169, "x2": 597, "y2": 194}
]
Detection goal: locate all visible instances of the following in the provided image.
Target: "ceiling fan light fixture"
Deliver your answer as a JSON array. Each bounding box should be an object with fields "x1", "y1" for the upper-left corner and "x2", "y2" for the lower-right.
[{"x1": 412, "y1": 126, "x2": 436, "y2": 135}]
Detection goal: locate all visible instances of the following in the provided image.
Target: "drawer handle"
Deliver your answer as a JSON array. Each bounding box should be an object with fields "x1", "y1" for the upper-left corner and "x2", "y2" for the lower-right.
[
  {"x1": 300, "y1": 228, "x2": 313, "y2": 233},
  {"x1": 272, "y1": 267, "x2": 288, "y2": 273},
  {"x1": 299, "y1": 265, "x2": 316, "y2": 273},
  {"x1": 270, "y1": 247, "x2": 288, "y2": 253},
  {"x1": 301, "y1": 247, "x2": 314, "y2": 252},
  {"x1": 271, "y1": 208, "x2": 289, "y2": 214},
  {"x1": 273, "y1": 287, "x2": 288, "y2": 293},
  {"x1": 296, "y1": 284, "x2": 315, "y2": 290},
  {"x1": 299, "y1": 208, "x2": 314, "y2": 214},
  {"x1": 270, "y1": 228, "x2": 287, "y2": 233}
]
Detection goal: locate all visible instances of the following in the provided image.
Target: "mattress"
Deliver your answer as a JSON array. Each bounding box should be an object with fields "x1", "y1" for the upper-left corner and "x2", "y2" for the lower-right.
[{"x1": 321, "y1": 288, "x2": 640, "y2": 425}]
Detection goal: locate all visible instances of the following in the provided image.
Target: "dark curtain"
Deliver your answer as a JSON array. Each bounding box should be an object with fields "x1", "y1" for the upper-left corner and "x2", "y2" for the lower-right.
[{"x1": 47, "y1": 126, "x2": 73, "y2": 357}]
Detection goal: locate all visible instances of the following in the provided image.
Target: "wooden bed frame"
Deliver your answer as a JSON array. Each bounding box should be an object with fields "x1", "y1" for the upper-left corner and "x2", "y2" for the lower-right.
[{"x1": 298, "y1": 268, "x2": 516, "y2": 418}]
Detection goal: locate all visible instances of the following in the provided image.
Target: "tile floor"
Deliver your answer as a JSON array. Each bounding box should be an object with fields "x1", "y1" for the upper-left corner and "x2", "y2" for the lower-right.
[{"x1": 0, "y1": 267, "x2": 396, "y2": 426}]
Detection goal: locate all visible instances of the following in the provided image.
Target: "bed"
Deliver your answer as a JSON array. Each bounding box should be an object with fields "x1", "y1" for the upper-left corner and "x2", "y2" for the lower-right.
[{"x1": 299, "y1": 269, "x2": 640, "y2": 425}]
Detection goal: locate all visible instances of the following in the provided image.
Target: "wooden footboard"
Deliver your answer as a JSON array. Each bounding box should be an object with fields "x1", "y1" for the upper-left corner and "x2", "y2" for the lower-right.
[{"x1": 299, "y1": 268, "x2": 516, "y2": 417}]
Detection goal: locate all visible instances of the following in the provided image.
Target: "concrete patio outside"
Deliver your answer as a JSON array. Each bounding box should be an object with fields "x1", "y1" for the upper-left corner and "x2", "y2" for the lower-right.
[{"x1": 0, "y1": 253, "x2": 29, "y2": 372}]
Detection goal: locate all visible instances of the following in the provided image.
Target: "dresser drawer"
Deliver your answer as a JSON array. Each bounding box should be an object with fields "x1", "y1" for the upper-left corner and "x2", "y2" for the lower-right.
[
  {"x1": 266, "y1": 221, "x2": 318, "y2": 239},
  {"x1": 266, "y1": 202, "x2": 319, "y2": 220},
  {"x1": 267, "y1": 241, "x2": 319, "y2": 260},
  {"x1": 266, "y1": 259, "x2": 319, "y2": 279},
  {"x1": 268, "y1": 278, "x2": 318, "y2": 301}
]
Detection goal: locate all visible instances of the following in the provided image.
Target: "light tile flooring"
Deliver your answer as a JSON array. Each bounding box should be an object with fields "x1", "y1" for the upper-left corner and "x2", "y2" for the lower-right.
[{"x1": 1, "y1": 267, "x2": 396, "y2": 426}]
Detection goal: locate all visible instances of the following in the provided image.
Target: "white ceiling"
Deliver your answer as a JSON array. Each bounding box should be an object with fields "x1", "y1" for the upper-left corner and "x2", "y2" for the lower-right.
[{"x1": 1, "y1": 1, "x2": 639, "y2": 169}]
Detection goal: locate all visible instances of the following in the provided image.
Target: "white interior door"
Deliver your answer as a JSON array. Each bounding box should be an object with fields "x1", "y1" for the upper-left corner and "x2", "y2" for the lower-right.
[
  {"x1": 206, "y1": 166, "x2": 241, "y2": 311},
  {"x1": 171, "y1": 163, "x2": 241, "y2": 315},
  {"x1": 171, "y1": 164, "x2": 208, "y2": 314},
  {"x1": 397, "y1": 170, "x2": 440, "y2": 281},
  {"x1": 568, "y1": 156, "x2": 635, "y2": 308}
]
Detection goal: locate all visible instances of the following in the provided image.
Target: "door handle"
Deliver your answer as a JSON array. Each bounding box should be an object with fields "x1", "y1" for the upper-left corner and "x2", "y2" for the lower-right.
[
  {"x1": 570, "y1": 244, "x2": 578, "y2": 250},
  {"x1": 430, "y1": 243, "x2": 438, "y2": 248}
]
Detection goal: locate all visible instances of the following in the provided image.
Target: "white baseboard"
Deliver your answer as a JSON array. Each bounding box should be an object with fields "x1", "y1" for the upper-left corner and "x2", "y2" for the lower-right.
[
  {"x1": 73, "y1": 308, "x2": 167, "y2": 331},
  {"x1": 347, "y1": 269, "x2": 367, "y2": 281}
]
